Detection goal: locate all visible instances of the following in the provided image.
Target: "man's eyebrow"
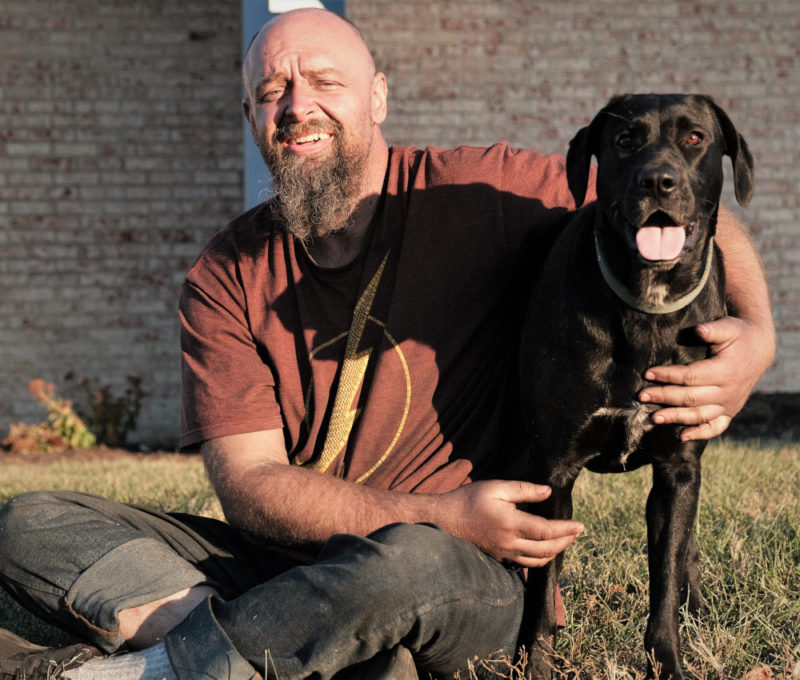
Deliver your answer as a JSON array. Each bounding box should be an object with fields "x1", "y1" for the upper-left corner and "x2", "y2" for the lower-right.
[
  {"x1": 256, "y1": 67, "x2": 346, "y2": 88},
  {"x1": 304, "y1": 67, "x2": 345, "y2": 80},
  {"x1": 256, "y1": 73, "x2": 287, "y2": 89}
]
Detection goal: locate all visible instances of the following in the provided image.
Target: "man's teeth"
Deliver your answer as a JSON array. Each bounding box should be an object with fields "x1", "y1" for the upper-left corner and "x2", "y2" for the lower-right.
[{"x1": 293, "y1": 133, "x2": 330, "y2": 144}]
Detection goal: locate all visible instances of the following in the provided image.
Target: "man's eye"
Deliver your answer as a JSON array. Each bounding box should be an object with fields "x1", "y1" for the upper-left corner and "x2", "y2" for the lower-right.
[{"x1": 259, "y1": 88, "x2": 284, "y2": 102}]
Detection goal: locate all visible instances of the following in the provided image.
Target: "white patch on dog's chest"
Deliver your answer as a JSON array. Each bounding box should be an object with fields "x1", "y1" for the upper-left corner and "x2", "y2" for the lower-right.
[
  {"x1": 642, "y1": 283, "x2": 670, "y2": 309},
  {"x1": 588, "y1": 403, "x2": 658, "y2": 467}
]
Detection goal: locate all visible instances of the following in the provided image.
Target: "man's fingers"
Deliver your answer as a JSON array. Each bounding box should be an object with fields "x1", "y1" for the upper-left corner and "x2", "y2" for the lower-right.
[
  {"x1": 694, "y1": 317, "x2": 739, "y2": 347},
  {"x1": 495, "y1": 480, "x2": 553, "y2": 505},
  {"x1": 650, "y1": 403, "x2": 726, "y2": 426},
  {"x1": 643, "y1": 359, "x2": 721, "y2": 389},
  {"x1": 679, "y1": 415, "x2": 732, "y2": 441},
  {"x1": 640, "y1": 383, "x2": 722, "y2": 408},
  {"x1": 520, "y1": 516, "x2": 585, "y2": 541},
  {"x1": 510, "y1": 531, "x2": 584, "y2": 568}
]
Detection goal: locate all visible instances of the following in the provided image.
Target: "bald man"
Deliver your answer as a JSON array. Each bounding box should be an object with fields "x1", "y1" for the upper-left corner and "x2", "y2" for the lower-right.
[{"x1": 0, "y1": 9, "x2": 774, "y2": 680}]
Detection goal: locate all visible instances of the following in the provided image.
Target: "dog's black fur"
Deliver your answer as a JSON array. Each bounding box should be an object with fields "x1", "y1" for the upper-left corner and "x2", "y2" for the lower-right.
[{"x1": 518, "y1": 94, "x2": 754, "y2": 680}]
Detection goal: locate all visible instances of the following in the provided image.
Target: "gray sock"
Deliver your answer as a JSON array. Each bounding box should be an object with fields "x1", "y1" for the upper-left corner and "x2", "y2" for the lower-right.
[{"x1": 63, "y1": 642, "x2": 177, "y2": 680}]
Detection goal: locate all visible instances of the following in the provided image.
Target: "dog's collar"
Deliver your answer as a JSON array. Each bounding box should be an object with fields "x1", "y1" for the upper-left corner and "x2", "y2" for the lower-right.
[{"x1": 594, "y1": 232, "x2": 715, "y2": 315}]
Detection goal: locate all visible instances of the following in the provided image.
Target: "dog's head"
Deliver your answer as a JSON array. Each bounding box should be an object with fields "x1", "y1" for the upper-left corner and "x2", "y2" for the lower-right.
[{"x1": 566, "y1": 94, "x2": 754, "y2": 265}]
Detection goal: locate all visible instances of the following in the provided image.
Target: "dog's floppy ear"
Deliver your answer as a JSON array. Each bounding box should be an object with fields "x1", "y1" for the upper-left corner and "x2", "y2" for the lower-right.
[
  {"x1": 566, "y1": 124, "x2": 594, "y2": 208},
  {"x1": 709, "y1": 99, "x2": 755, "y2": 207},
  {"x1": 566, "y1": 97, "x2": 621, "y2": 208}
]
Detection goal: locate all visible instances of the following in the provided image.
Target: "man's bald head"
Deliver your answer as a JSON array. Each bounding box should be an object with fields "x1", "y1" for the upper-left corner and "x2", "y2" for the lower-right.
[{"x1": 242, "y1": 9, "x2": 376, "y2": 95}]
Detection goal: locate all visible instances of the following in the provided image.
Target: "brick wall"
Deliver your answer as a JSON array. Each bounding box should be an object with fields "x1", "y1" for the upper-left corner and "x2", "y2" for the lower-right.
[
  {"x1": 0, "y1": 0, "x2": 243, "y2": 446},
  {"x1": 1, "y1": 0, "x2": 797, "y2": 446}
]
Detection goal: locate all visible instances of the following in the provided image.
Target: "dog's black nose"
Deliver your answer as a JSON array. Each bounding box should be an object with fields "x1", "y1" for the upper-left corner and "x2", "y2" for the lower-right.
[{"x1": 638, "y1": 165, "x2": 680, "y2": 197}]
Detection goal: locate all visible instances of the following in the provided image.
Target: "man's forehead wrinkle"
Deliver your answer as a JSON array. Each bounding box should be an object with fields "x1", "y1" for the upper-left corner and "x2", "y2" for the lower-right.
[{"x1": 254, "y1": 55, "x2": 349, "y2": 88}]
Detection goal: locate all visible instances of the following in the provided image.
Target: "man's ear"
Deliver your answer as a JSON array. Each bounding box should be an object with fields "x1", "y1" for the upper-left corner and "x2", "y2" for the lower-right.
[
  {"x1": 242, "y1": 97, "x2": 257, "y2": 137},
  {"x1": 371, "y1": 72, "x2": 388, "y2": 126}
]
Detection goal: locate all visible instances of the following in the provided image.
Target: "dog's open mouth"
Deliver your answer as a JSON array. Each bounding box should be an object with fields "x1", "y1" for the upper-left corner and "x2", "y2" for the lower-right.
[{"x1": 636, "y1": 211, "x2": 686, "y2": 261}]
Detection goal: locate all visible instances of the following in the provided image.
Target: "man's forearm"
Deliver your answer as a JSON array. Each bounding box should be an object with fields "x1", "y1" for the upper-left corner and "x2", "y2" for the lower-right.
[
  {"x1": 201, "y1": 431, "x2": 432, "y2": 545},
  {"x1": 216, "y1": 460, "x2": 436, "y2": 546},
  {"x1": 215, "y1": 461, "x2": 585, "y2": 567},
  {"x1": 202, "y1": 431, "x2": 584, "y2": 565},
  {"x1": 717, "y1": 205, "x2": 775, "y2": 335}
]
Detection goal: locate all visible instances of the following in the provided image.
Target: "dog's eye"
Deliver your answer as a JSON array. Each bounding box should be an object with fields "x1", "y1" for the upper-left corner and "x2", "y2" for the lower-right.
[
  {"x1": 686, "y1": 131, "x2": 704, "y2": 146},
  {"x1": 616, "y1": 133, "x2": 634, "y2": 149}
]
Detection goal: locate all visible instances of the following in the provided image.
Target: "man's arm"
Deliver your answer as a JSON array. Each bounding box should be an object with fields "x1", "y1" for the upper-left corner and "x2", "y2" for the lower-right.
[
  {"x1": 640, "y1": 206, "x2": 776, "y2": 440},
  {"x1": 202, "y1": 430, "x2": 584, "y2": 568}
]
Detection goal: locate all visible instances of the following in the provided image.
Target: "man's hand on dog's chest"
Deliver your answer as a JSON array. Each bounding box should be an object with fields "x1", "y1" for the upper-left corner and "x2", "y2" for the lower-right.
[{"x1": 640, "y1": 315, "x2": 771, "y2": 441}]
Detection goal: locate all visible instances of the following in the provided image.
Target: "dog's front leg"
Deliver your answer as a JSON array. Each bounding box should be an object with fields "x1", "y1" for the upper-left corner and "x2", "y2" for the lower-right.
[
  {"x1": 681, "y1": 528, "x2": 705, "y2": 616},
  {"x1": 644, "y1": 444, "x2": 704, "y2": 680},
  {"x1": 519, "y1": 484, "x2": 574, "y2": 680},
  {"x1": 520, "y1": 560, "x2": 558, "y2": 679}
]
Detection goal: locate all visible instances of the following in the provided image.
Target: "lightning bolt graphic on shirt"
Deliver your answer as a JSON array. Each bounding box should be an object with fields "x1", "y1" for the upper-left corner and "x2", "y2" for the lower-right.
[{"x1": 308, "y1": 253, "x2": 389, "y2": 474}]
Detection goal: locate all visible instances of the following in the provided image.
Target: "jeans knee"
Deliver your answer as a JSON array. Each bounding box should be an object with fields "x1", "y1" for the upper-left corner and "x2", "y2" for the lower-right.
[
  {"x1": 370, "y1": 522, "x2": 457, "y2": 563},
  {"x1": 0, "y1": 491, "x2": 72, "y2": 571},
  {"x1": 0, "y1": 489, "x2": 54, "y2": 529},
  {"x1": 364, "y1": 523, "x2": 482, "y2": 596}
]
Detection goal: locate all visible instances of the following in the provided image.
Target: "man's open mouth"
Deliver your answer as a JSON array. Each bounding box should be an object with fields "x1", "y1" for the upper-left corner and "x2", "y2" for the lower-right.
[
  {"x1": 289, "y1": 132, "x2": 332, "y2": 145},
  {"x1": 275, "y1": 119, "x2": 337, "y2": 150},
  {"x1": 635, "y1": 210, "x2": 687, "y2": 261}
]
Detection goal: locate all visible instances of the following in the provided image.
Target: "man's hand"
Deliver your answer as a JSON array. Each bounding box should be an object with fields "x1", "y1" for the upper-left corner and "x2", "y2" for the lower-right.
[
  {"x1": 437, "y1": 480, "x2": 584, "y2": 568},
  {"x1": 639, "y1": 315, "x2": 775, "y2": 441}
]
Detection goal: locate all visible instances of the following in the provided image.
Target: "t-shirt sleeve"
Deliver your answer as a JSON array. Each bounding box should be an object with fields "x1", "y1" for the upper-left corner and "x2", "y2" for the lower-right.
[
  {"x1": 497, "y1": 144, "x2": 597, "y2": 257},
  {"x1": 179, "y1": 239, "x2": 284, "y2": 450}
]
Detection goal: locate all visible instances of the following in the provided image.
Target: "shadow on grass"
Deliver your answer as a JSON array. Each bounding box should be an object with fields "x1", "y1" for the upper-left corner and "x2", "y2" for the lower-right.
[{"x1": 0, "y1": 588, "x2": 77, "y2": 648}]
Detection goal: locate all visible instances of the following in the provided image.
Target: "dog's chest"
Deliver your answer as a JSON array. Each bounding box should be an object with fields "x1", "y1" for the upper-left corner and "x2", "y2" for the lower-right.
[
  {"x1": 570, "y1": 402, "x2": 663, "y2": 473},
  {"x1": 564, "y1": 316, "x2": 695, "y2": 474}
]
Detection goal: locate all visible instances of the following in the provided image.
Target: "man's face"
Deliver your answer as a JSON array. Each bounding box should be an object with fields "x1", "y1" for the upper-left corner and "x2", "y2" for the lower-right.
[{"x1": 242, "y1": 10, "x2": 387, "y2": 240}]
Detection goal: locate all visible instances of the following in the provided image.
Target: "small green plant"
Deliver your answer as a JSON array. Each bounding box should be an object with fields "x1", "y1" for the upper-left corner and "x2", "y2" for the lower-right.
[
  {"x1": 65, "y1": 374, "x2": 144, "y2": 447},
  {"x1": 2, "y1": 379, "x2": 96, "y2": 454}
]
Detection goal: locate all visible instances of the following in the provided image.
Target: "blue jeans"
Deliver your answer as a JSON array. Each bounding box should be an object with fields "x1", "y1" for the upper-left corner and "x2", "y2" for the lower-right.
[{"x1": 0, "y1": 491, "x2": 525, "y2": 680}]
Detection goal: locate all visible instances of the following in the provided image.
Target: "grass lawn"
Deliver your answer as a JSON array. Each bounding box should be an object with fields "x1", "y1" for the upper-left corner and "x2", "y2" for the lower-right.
[{"x1": 1, "y1": 440, "x2": 798, "y2": 679}]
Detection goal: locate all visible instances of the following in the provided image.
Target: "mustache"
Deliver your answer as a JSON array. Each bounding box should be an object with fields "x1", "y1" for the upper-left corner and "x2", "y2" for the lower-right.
[{"x1": 274, "y1": 118, "x2": 341, "y2": 145}]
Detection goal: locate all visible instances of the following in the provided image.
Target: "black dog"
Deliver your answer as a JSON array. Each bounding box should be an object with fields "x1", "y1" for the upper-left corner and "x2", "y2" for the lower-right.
[{"x1": 518, "y1": 94, "x2": 754, "y2": 679}]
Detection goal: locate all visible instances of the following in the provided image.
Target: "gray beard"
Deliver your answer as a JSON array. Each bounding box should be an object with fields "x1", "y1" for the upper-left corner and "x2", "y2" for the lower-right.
[{"x1": 261, "y1": 128, "x2": 366, "y2": 242}]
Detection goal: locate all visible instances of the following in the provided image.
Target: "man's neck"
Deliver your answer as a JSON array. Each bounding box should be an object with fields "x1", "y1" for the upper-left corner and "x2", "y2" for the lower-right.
[
  {"x1": 304, "y1": 141, "x2": 389, "y2": 269},
  {"x1": 303, "y1": 192, "x2": 381, "y2": 268}
]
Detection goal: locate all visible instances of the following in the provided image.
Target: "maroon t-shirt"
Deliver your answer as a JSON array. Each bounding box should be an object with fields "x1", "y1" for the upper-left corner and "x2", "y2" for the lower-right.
[{"x1": 180, "y1": 144, "x2": 579, "y2": 493}]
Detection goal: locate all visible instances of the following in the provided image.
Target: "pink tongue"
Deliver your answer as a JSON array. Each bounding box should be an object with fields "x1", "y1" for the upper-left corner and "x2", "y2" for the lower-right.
[{"x1": 636, "y1": 226, "x2": 686, "y2": 261}]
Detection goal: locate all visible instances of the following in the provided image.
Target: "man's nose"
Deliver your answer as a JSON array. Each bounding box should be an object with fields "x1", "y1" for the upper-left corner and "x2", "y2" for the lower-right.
[{"x1": 284, "y1": 83, "x2": 316, "y2": 121}]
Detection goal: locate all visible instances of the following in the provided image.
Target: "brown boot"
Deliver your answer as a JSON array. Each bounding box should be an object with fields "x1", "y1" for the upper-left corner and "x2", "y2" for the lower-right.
[{"x1": 0, "y1": 627, "x2": 102, "y2": 680}]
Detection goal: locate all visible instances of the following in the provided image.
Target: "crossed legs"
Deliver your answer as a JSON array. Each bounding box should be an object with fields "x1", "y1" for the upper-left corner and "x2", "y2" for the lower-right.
[{"x1": 0, "y1": 491, "x2": 525, "y2": 679}]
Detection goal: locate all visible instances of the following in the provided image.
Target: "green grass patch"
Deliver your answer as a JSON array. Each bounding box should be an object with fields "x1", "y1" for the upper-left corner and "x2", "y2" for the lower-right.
[
  {"x1": 1, "y1": 441, "x2": 798, "y2": 678},
  {"x1": 549, "y1": 438, "x2": 800, "y2": 679}
]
